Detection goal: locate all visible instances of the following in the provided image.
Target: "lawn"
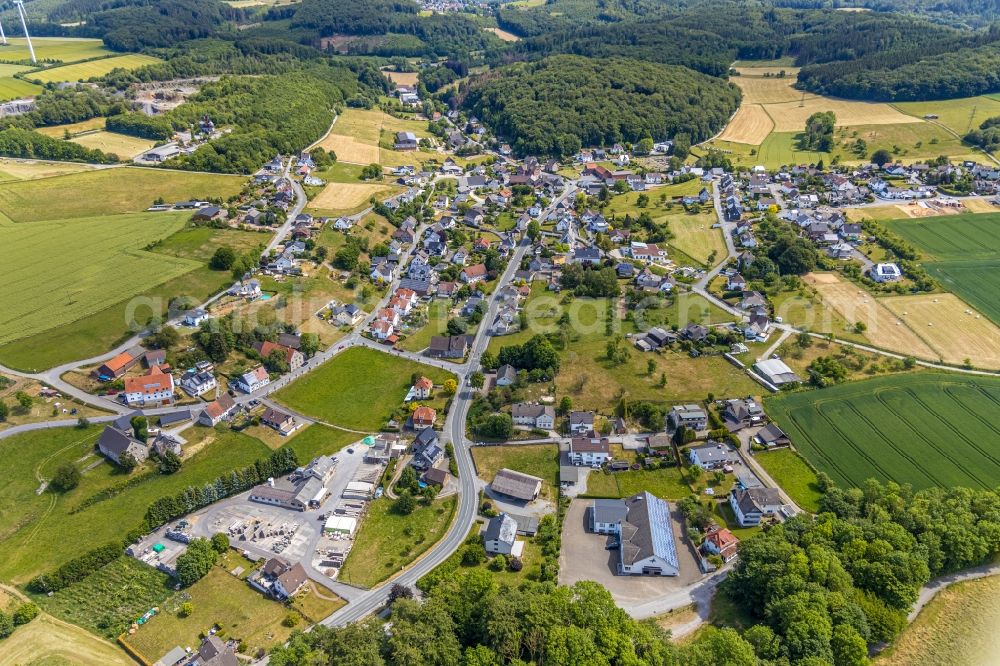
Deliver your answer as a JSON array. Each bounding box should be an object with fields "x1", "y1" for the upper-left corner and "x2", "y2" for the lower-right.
[
  {"x1": 398, "y1": 299, "x2": 453, "y2": 353},
  {"x1": 0, "y1": 168, "x2": 243, "y2": 222},
  {"x1": 282, "y1": 424, "x2": 362, "y2": 461},
  {"x1": 122, "y1": 565, "x2": 341, "y2": 660},
  {"x1": 765, "y1": 372, "x2": 1000, "y2": 491},
  {"x1": 0, "y1": 427, "x2": 272, "y2": 583},
  {"x1": 752, "y1": 448, "x2": 822, "y2": 512},
  {"x1": 471, "y1": 444, "x2": 560, "y2": 502},
  {"x1": 662, "y1": 209, "x2": 726, "y2": 266},
  {"x1": 338, "y1": 495, "x2": 457, "y2": 588},
  {"x1": 69, "y1": 130, "x2": 156, "y2": 160},
  {"x1": 26, "y1": 54, "x2": 162, "y2": 84},
  {"x1": 34, "y1": 556, "x2": 174, "y2": 639},
  {"x1": 874, "y1": 574, "x2": 1000, "y2": 665},
  {"x1": 273, "y1": 346, "x2": 455, "y2": 430},
  {"x1": 583, "y1": 466, "x2": 692, "y2": 501},
  {"x1": 886, "y1": 212, "x2": 1000, "y2": 325},
  {"x1": 0, "y1": 156, "x2": 97, "y2": 181}
]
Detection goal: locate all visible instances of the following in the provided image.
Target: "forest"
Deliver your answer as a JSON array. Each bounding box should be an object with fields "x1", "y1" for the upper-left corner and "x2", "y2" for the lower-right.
[{"x1": 462, "y1": 55, "x2": 741, "y2": 157}]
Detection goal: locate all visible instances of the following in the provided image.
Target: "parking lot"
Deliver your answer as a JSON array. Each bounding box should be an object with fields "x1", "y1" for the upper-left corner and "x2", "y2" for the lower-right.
[
  {"x1": 194, "y1": 503, "x2": 317, "y2": 563},
  {"x1": 557, "y1": 498, "x2": 703, "y2": 606}
]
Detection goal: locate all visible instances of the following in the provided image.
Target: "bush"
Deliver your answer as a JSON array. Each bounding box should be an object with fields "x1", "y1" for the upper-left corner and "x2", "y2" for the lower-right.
[
  {"x1": 27, "y1": 543, "x2": 122, "y2": 594},
  {"x1": 282, "y1": 612, "x2": 300, "y2": 628},
  {"x1": 489, "y1": 554, "x2": 508, "y2": 571},
  {"x1": 461, "y1": 543, "x2": 487, "y2": 566},
  {"x1": 211, "y1": 532, "x2": 229, "y2": 554},
  {"x1": 0, "y1": 611, "x2": 11, "y2": 639},
  {"x1": 508, "y1": 557, "x2": 523, "y2": 572},
  {"x1": 12, "y1": 602, "x2": 38, "y2": 626},
  {"x1": 175, "y1": 538, "x2": 218, "y2": 587},
  {"x1": 50, "y1": 463, "x2": 81, "y2": 492},
  {"x1": 179, "y1": 602, "x2": 194, "y2": 618}
]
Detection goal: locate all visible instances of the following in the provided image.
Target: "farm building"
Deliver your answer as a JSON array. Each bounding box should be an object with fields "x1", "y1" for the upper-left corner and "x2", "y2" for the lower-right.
[
  {"x1": 616, "y1": 492, "x2": 680, "y2": 576},
  {"x1": 324, "y1": 515, "x2": 357, "y2": 536},
  {"x1": 490, "y1": 468, "x2": 543, "y2": 502},
  {"x1": 754, "y1": 359, "x2": 802, "y2": 387}
]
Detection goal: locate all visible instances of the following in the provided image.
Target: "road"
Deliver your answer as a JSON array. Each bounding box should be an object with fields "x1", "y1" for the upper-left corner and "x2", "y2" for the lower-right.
[
  {"x1": 317, "y1": 180, "x2": 575, "y2": 628},
  {"x1": 263, "y1": 158, "x2": 307, "y2": 256}
]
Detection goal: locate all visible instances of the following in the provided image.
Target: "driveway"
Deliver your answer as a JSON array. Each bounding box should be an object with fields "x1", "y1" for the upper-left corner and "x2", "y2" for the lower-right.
[{"x1": 558, "y1": 499, "x2": 705, "y2": 609}]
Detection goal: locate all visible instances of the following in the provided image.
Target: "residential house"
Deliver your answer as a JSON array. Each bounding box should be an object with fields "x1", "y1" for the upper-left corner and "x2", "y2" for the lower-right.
[
  {"x1": 371, "y1": 320, "x2": 395, "y2": 341},
  {"x1": 123, "y1": 366, "x2": 175, "y2": 408},
  {"x1": 180, "y1": 370, "x2": 216, "y2": 397},
  {"x1": 394, "y1": 131, "x2": 418, "y2": 151},
  {"x1": 635, "y1": 268, "x2": 662, "y2": 289},
  {"x1": 183, "y1": 309, "x2": 209, "y2": 327},
  {"x1": 411, "y1": 427, "x2": 442, "y2": 470},
  {"x1": 701, "y1": 527, "x2": 740, "y2": 563},
  {"x1": 97, "y1": 425, "x2": 148, "y2": 466},
  {"x1": 688, "y1": 442, "x2": 741, "y2": 470},
  {"x1": 670, "y1": 404, "x2": 707, "y2": 431},
  {"x1": 484, "y1": 513, "x2": 519, "y2": 556},
  {"x1": 199, "y1": 394, "x2": 236, "y2": 426},
  {"x1": 680, "y1": 323, "x2": 709, "y2": 343},
  {"x1": 590, "y1": 499, "x2": 628, "y2": 534},
  {"x1": 94, "y1": 346, "x2": 144, "y2": 379},
  {"x1": 722, "y1": 398, "x2": 764, "y2": 430},
  {"x1": 568, "y1": 411, "x2": 595, "y2": 434},
  {"x1": 569, "y1": 436, "x2": 611, "y2": 467},
  {"x1": 729, "y1": 487, "x2": 783, "y2": 527},
  {"x1": 253, "y1": 341, "x2": 304, "y2": 371},
  {"x1": 629, "y1": 242, "x2": 669, "y2": 265},
  {"x1": 460, "y1": 263, "x2": 488, "y2": 284},
  {"x1": 871, "y1": 262, "x2": 902, "y2": 282},
  {"x1": 726, "y1": 274, "x2": 746, "y2": 291},
  {"x1": 496, "y1": 364, "x2": 517, "y2": 386},
  {"x1": 427, "y1": 335, "x2": 470, "y2": 359},
  {"x1": 262, "y1": 407, "x2": 296, "y2": 435},
  {"x1": 235, "y1": 367, "x2": 270, "y2": 393},
  {"x1": 511, "y1": 403, "x2": 555, "y2": 429},
  {"x1": 412, "y1": 406, "x2": 436, "y2": 428},
  {"x1": 754, "y1": 423, "x2": 790, "y2": 448},
  {"x1": 250, "y1": 558, "x2": 309, "y2": 600},
  {"x1": 412, "y1": 376, "x2": 433, "y2": 400}
]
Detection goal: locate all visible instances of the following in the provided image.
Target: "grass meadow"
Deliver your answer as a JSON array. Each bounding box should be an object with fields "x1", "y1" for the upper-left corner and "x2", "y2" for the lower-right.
[
  {"x1": 752, "y1": 448, "x2": 822, "y2": 512},
  {"x1": 338, "y1": 495, "x2": 457, "y2": 588},
  {"x1": 0, "y1": 37, "x2": 112, "y2": 63},
  {"x1": 69, "y1": 131, "x2": 156, "y2": 159},
  {"x1": 471, "y1": 444, "x2": 560, "y2": 502},
  {"x1": 0, "y1": 427, "x2": 272, "y2": 583},
  {"x1": 766, "y1": 373, "x2": 1000, "y2": 490},
  {"x1": 273, "y1": 346, "x2": 456, "y2": 430}
]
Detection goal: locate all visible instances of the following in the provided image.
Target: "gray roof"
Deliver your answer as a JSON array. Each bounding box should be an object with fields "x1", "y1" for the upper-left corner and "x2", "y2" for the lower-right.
[
  {"x1": 733, "y1": 487, "x2": 783, "y2": 514},
  {"x1": 756, "y1": 423, "x2": 788, "y2": 443},
  {"x1": 153, "y1": 646, "x2": 187, "y2": 666},
  {"x1": 619, "y1": 492, "x2": 679, "y2": 569},
  {"x1": 484, "y1": 513, "x2": 517, "y2": 545},
  {"x1": 511, "y1": 403, "x2": 553, "y2": 419},
  {"x1": 569, "y1": 411, "x2": 594, "y2": 426},
  {"x1": 689, "y1": 442, "x2": 741, "y2": 464},
  {"x1": 592, "y1": 498, "x2": 627, "y2": 525},
  {"x1": 97, "y1": 426, "x2": 138, "y2": 457},
  {"x1": 158, "y1": 409, "x2": 192, "y2": 427},
  {"x1": 491, "y1": 468, "x2": 543, "y2": 501},
  {"x1": 497, "y1": 364, "x2": 517, "y2": 382}
]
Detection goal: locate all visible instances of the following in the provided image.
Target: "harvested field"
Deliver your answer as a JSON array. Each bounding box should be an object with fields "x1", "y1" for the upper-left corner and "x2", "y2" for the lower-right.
[
  {"x1": 485, "y1": 27, "x2": 520, "y2": 41},
  {"x1": 69, "y1": 130, "x2": 155, "y2": 159},
  {"x1": 880, "y1": 293, "x2": 1000, "y2": 369},
  {"x1": 733, "y1": 66, "x2": 800, "y2": 78},
  {"x1": 803, "y1": 272, "x2": 937, "y2": 359},
  {"x1": 717, "y1": 104, "x2": 773, "y2": 145},
  {"x1": 383, "y1": 70, "x2": 418, "y2": 86},
  {"x1": 0, "y1": 37, "x2": 112, "y2": 64},
  {"x1": 962, "y1": 198, "x2": 1000, "y2": 213},
  {"x1": 766, "y1": 372, "x2": 1000, "y2": 490},
  {"x1": 765, "y1": 97, "x2": 920, "y2": 132},
  {"x1": 317, "y1": 134, "x2": 380, "y2": 164},
  {"x1": 310, "y1": 181, "x2": 400, "y2": 213},
  {"x1": 734, "y1": 76, "x2": 808, "y2": 105},
  {"x1": 0, "y1": 157, "x2": 98, "y2": 181},
  {"x1": 0, "y1": 611, "x2": 134, "y2": 666},
  {"x1": 35, "y1": 117, "x2": 106, "y2": 138}
]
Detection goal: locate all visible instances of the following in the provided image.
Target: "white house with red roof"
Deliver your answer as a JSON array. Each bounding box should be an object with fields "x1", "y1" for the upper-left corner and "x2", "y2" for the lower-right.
[
  {"x1": 412, "y1": 376, "x2": 433, "y2": 400},
  {"x1": 372, "y1": 320, "x2": 395, "y2": 341},
  {"x1": 460, "y1": 263, "x2": 487, "y2": 283},
  {"x1": 123, "y1": 366, "x2": 175, "y2": 407},
  {"x1": 629, "y1": 242, "x2": 669, "y2": 265},
  {"x1": 235, "y1": 366, "x2": 270, "y2": 393}
]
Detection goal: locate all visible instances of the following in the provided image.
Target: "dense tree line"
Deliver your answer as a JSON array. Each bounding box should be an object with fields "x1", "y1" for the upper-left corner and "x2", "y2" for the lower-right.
[
  {"x1": 559, "y1": 263, "x2": 621, "y2": 297},
  {"x1": 726, "y1": 479, "x2": 1000, "y2": 663},
  {"x1": 800, "y1": 111, "x2": 835, "y2": 151},
  {"x1": 496, "y1": 334, "x2": 561, "y2": 376},
  {"x1": 106, "y1": 112, "x2": 173, "y2": 140},
  {"x1": 27, "y1": 543, "x2": 122, "y2": 593},
  {"x1": 48, "y1": 0, "x2": 230, "y2": 51},
  {"x1": 290, "y1": 0, "x2": 497, "y2": 57},
  {"x1": 965, "y1": 116, "x2": 1000, "y2": 151},
  {"x1": 0, "y1": 127, "x2": 115, "y2": 163},
  {"x1": 462, "y1": 55, "x2": 741, "y2": 157}
]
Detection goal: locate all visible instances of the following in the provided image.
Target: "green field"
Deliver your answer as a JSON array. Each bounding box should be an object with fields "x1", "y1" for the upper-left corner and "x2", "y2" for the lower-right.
[
  {"x1": 894, "y1": 95, "x2": 1000, "y2": 137},
  {"x1": 26, "y1": 54, "x2": 162, "y2": 84},
  {"x1": 752, "y1": 448, "x2": 822, "y2": 512},
  {"x1": 273, "y1": 346, "x2": 455, "y2": 430},
  {"x1": 886, "y1": 212, "x2": 1000, "y2": 324},
  {"x1": 69, "y1": 130, "x2": 156, "y2": 160},
  {"x1": 0, "y1": 212, "x2": 197, "y2": 345},
  {"x1": 766, "y1": 373, "x2": 1000, "y2": 491},
  {"x1": 583, "y1": 466, "x2": 692, "y2": 501},
  {"x1": 398, "y1": 300, "x2": 452, "y2": 353},
  {"x1": 0, "y1": 168, "x2": 243, "y2": 222},
  {"x1": 338, "y1": 495, "x2": 457, "y2": 588},
  {"x1": 0, "y1": 75, "x2": 41, "y2": 101},
  {"x1": 0, "y1": 427, "x2": 272, "y2": 583},
  {"x1": 0, "y1": 37, "x2": 113, "y2": 64},
  {"x1": 283, "y1": 424, "x2": 362, "y2": 461}
]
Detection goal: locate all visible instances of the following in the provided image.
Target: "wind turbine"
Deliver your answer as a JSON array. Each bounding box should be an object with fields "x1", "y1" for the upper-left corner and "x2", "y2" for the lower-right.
[
  {"x1": 14, "y1": 1, "x2": 35, "y2": 64},
  {"x1": 0, "y1": 16, "x2": 8, "y2": 46}
]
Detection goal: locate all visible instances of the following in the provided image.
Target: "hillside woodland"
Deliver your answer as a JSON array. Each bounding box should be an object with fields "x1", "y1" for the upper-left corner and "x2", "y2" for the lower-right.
[{"x1": 461, "y1": 55, "x2": 741, "y2": 157}]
